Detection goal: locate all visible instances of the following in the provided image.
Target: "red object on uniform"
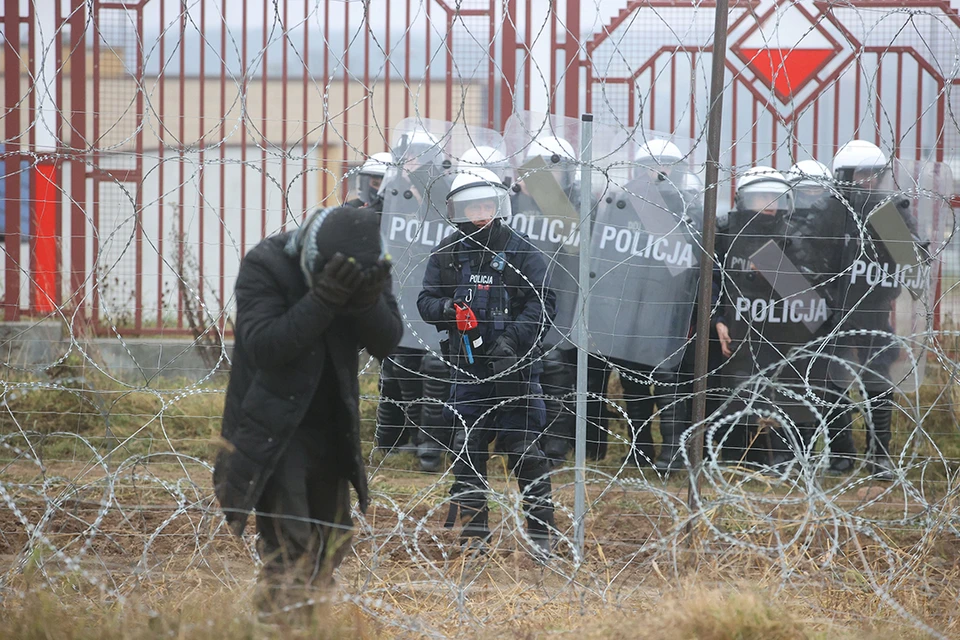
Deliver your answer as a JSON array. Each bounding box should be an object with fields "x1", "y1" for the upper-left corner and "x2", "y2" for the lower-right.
[
  {"x1": 455, "y1": 302, "x2": 478, "y2": 333},
  {"x1": 33, "y1": 161, "x2": 58, "y2": 313}
]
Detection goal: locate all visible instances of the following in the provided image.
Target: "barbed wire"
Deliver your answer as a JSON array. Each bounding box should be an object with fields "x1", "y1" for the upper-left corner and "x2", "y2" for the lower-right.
[{"x1": 2, "y1": 0, "x2": 960, "y2": 637}]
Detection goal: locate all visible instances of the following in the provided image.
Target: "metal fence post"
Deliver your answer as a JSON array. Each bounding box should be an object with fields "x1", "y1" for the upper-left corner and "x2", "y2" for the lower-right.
[
  {"x1": 574, "y1": 112, "x2": 594, "y2": 557},
  {"x1": 687, "y1": 0, "x2": 731, "y2": 533}
]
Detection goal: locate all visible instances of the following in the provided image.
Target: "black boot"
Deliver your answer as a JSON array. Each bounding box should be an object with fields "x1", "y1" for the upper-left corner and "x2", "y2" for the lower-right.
[
  {"x1": 652, "y1": 369, "x2": 690, "y2": 475},
  {"x1": 827, "y1": 408, "x2": 857, "y2": 476},
  {"x1": 866, "y1": 393, "x2": 894, "y2": 481},
  {"x1": 514, "y1": 444, "x2": 556, "y2": 562}
]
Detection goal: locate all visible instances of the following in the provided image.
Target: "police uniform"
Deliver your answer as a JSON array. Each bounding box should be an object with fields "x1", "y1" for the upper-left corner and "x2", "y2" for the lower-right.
[{"x1": 418, "y1": 218, "x2": 557, "y2": 544}]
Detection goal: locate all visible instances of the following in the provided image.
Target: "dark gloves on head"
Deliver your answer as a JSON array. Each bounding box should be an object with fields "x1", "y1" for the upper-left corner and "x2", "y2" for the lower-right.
[
  {"x1": 312, "y1": 253, "x2": 365, "y2": 308},
  {"x1": 349, "y1": 259, "x2": 392, "y2": 310}
]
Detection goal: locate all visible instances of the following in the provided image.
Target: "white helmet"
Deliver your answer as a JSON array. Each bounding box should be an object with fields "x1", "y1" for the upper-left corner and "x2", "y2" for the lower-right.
[
  {"x1": 787, "y1": 160, "x2": 833, "y2": 209},
  {"x1": 445, "y1": 167, "x2": 511, "y2": 225},
  {"x1": 634, "y1": 139, "x2": 683, "y2": 164},
  {"x1": 355, "y1": 152, "x2": 392, "y2": 205},
  {"x1": 460, "y1": 145, "x2": 506, "y2": 168},
  {"x1": 525, "y1": 135, "x2": 576, "y2": 161},
  {"x1": 459, "y1": 145, "x2": 512, "y2": 183},
  {"x1": 832, "y1": 140, "x2": 887, "y2": 174},
  {"x1": 393, "y1": 128, "x2": 445, "y2": 169},
  {"x1": 832, "y1": 139, "x2": 890, "y2": 188},
  {"x1": 359, "y1": 151, "x2": 392, "y2": 177},
  {"x1": 633, "y1": 139, "x2": 685, "y2": 181},
  {"x1": 787, "y1": 160, "x2": 832, "y2": 184},
  {"x1": 735, "y1": 166, "x2": 794, "y2": 216}
]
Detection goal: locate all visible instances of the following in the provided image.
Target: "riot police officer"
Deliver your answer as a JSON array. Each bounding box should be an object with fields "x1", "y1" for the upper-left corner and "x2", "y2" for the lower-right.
[
  {"x1": 418, "y1": 167, "x2": 557, "y2": 557},
  {"x1": 348, "y1": 151, "x2": 392, "y2": 209},
  {"x1": 511, "y1": 134, "x2": 590, "y2": 464},
  {"x1": 715, "y1": 167, "x2": 802, "y2": 467},
  {"x1": 416, "y1": 145, "x2": 515, "y2": 473},
  {"x1": 375, "y1": 127, "x2": 452, "y2": 471},
  {"x1": 351, "y1": 151, "x2": 427, "y2": 463},
  {"x1": 588, "y1": 138, "x2": 699, "y2": 472},
  {"x1": 830, "y1": 140, "x2": 920, "y2": 481},
  {"x1": 786, "y1": 159, "x2": 857, "y2": 475}
]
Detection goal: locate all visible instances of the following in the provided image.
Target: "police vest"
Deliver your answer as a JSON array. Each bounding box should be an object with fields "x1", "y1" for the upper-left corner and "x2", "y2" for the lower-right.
[{"x1": 441, "y1": 230, "x2": 528, "y2": 372}]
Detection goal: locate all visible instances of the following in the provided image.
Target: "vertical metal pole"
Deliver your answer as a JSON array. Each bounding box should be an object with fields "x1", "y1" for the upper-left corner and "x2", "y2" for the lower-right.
[
  {"x1": 574, "y1": 113, "x2": 594, "y2": 557},
  {"x1": 687, "y1": 0, "x2": 731, "y2": 528},
  {"x1": 4, "y1": 0, "x2": 23, "y2": 320}
]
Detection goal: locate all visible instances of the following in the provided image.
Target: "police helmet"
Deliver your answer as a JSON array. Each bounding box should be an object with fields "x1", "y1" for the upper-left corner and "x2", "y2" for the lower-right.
[
  {"x1": 787, "y1": 160, "x2": 833, "y2": 209},
  {"x1": 832, "y1": 140, "x2": 889, "y2": 188},
  {"x1": 393, "y1": 128, "x2": 445, "y2": 170},
  {"x1": 355, "y1": 152, "x2": 392, "y2": 205},
  {"x1": 633, "y1": 139, "x2": 685, "y2": 181},
  {"x1": 525, "y1": 134, "x2": 577, "y2": 190},
  {"x1": 459, "y1": 145, "x2": 512, "y2": 183},
  {"x1": 446, "y1": 167, "x2": 511, "y2": 225},
  {"x1": 526, "y1": 135, "x2": 576, "y2": 162},
  {"x1": 735, "y1": 166, "x2": 794, "y2": 217}
]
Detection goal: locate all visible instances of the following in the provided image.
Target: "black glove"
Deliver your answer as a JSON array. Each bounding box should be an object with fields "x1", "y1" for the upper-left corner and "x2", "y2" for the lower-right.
[
  {"x1": 349, "y1": 259, "x2": 392, "y2": 310},
  {"x1": 442, "y1": 298, "x2": 458, "y2": 321},
  {"x1": 489, "y1": 334, "x2": 517, "y2": 360},
  {"x1": 312, "y1": 253, "x2": 364, "y2": 308}
]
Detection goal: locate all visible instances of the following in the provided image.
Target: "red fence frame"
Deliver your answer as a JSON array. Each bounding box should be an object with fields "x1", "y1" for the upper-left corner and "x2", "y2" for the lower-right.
[{"x1": 2, "y1": 0, "x2": 958, "y2": 334}]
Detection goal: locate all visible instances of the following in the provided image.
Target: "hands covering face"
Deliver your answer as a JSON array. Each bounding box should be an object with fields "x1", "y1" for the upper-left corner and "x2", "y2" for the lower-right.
[{"x1": 312, "y1": 253, "x2": 392, "y2": 311}]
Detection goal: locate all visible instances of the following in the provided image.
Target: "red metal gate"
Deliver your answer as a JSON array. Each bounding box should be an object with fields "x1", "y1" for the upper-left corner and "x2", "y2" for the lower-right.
[{"x1": 2, "y1": 0, "x2": 959, "y2": 333}]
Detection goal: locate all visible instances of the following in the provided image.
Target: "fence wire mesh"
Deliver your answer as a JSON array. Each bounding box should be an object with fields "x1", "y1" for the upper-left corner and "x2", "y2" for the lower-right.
[{"x1": 2, "y1": 0, "x2": 960, "y2": 637}]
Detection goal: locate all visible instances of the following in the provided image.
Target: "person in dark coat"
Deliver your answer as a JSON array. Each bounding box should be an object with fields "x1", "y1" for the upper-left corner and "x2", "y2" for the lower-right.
[
  {"x1": 417, "y1": 167, "x2": 558, "y2": 559},
  {"x1": 213, "y1": 205, "x2": 403, "y2": 608}
]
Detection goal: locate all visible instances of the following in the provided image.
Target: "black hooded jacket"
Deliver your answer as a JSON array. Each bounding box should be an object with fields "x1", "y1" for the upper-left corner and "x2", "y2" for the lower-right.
[{"x1": 213, "y1": 232, "x2": 403, "y2": 536}]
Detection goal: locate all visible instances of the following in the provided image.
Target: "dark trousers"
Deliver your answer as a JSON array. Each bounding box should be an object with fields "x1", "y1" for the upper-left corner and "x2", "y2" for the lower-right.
[
  {"x1": 585, "y1": 355, "x2": 691, "y2": 463},
  {"x1": 255, "y1": 423, "x2": 353, "y2": 607},
  {"x1": 376, "y1": 350, "x2": 425, "y2": 449},
  {"x1": 445, "y1": 381, "x2": 554, "y2": 539},
  {"x1": 610, "y1": 357, "x2": 691, "y2": 464}
]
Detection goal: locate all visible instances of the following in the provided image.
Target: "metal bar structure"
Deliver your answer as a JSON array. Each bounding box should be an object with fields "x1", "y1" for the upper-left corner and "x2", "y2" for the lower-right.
[
  {"x1": 573, "y1": 112, "x2": 594, "y2": 557},
  {"x1": 4, "y1": 0, "x2": 22, "y2": 321},
  {"x1": 687, "y1": 0, "x2": 731, "y2": 523},
  {"x1": 1, "y1": 0, "x2": 957, "y2": 335},
  {"x1": 68, "y1": 0, "x2": 86, "y2": 313}
]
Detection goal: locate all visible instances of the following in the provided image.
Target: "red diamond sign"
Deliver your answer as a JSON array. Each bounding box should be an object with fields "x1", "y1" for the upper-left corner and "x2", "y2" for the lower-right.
[
  {"x1": 729, "y1": 2, "x2": 852, "y2": 120},
  {"x1": 737, "y1": 46, "x2": 835, "y2": 100}
]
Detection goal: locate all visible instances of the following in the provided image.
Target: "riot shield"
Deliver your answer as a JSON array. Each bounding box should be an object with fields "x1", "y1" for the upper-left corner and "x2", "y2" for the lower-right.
[
  {"x1": 587, "y1": 172, "x2": 701, "y2": 370},
  {"x1": 719, "y1": 206, "x2": 842, "y2": 425},
  {"x1": 829, "y1": 159, "x2": 952, "y2": 393},
  {"x1": 380, "y1": 118, "x2": 505, "y2": 351},
  {"x1": 503, "y1": 112, "x2": 585, "y2": 350}
]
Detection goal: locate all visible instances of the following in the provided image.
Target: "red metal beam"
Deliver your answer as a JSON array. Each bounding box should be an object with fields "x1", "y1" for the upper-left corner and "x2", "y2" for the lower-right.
[
  {"x1": 564, "y1": 0, "x2": 580, "y2": 118},
  {"x1": 69, "y1": 0, "x2": 87, "y2": 314},
  {"x1": 6, "y1": 0, "x2": 25, "y2": 320}
]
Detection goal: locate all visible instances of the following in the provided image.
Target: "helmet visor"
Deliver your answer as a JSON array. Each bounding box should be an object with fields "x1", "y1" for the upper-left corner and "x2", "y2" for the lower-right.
[
  {"x1": 739, "y1": 183, "x2": 794, "y2": 215},
  {"x1": 356, "y1": 173, "x2": 383, "y2": 204},
  {"x1": 446, "y1": 183, "x2": 512, "y2": 225},
  {"x1": 792, "y1": 182, "x2": 830, "y2": 209}
]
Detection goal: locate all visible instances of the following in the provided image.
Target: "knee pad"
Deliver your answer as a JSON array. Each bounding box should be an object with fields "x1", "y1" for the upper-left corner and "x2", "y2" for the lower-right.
[
  {"x1": 395, "y1": 354, "x2": 425, "y2": 404},
  {"x1": 420, "y1": 354, "x2": 451, "y2": 400}
]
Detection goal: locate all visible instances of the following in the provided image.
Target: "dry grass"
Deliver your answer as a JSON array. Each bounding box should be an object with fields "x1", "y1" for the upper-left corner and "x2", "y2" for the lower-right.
[
  {"x1": 2, "y1": 357, "x2": 960, "y2": 637},
  {"x1": 0, "y1": 577, "x2": 931, "y2": 639}
]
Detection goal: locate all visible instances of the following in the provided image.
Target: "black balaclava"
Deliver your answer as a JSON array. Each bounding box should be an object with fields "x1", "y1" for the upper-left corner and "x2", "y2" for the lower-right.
[
  {"x1": 457, "y1": 218, "x2": 502, "y2": 253},
  {"x1": 287, "y1": 205, "x2": 382, "y2": 287}
]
